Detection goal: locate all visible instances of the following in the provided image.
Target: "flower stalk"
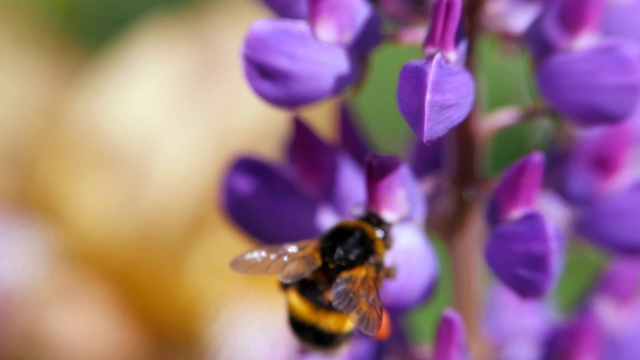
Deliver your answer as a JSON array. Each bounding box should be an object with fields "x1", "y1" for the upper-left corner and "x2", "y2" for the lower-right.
[{"x1": 444, "y1": 0, "x2": 488, "y2": 356}]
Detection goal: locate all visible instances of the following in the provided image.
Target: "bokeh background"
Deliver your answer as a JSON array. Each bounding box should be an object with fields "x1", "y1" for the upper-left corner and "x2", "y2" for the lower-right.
[{"x1": 0, "y1": 0, "x2": 606, "y2": 359}]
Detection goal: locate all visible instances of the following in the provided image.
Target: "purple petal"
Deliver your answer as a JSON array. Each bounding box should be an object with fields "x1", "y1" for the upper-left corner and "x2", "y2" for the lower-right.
[
  {"x1": 262, "y1": 0, "x2": 308, "y2": 19},
  {"x1": 397, "y1": 55, "x2": 475, "y2": 142},
  {"x1": 602, "y1": 0, "x2": 640, "y2": 44},
  {"x1": 287, "y1": 118, "x2": 366, "y2": 219},
  {"x1": 546, "y1": 257, "x2": 640, "y2": 360},
  {"x1": 365, "y1": 154, "x2": 426, "y2": 223},
  {"x1": 487, "y1": 151, "x2": 545, "y2": 227},
  {"x1": 536, "y1": 40, "x2": 640, "y2": 126},
  {"x1": 242, "y1": 19, "x2": 359, "y2": 108},
  {"x1": 433, "y1": 308, "x2": 468, "y2": 360},
  {"x1": 329, "y1": 152, "x2": 367, "y2": 219},
  {"x1": 423, "y1": 0, "x2": 463, "y2": 61},
  {"x1": 407, "y1": 136, "x2": 446, "y2": 179},
  {"x1": 525, "y1": 0, "x2": 603, "y2": 59},
  {"x1": 555, "y1": 0, "x2": 602, "y2": 37},
  {"x1": 601, "y1": 321, "x2": 640, "y2": 360},
  {"x1": 222, "y1": 157, "x2": 323, "y2": 244},
  {"x1": 575, "y1": 182, "x2": 640, "y2": 253},
  {"x1": 287, "y1": 117, "x2": 337, "y2": 200},
  {"x1": 484, "y1": 282, "x2": 553, "y2": 360},
  {"x1": 485, "y1": 211, "x2": 564, "y2": 298},
  {"x1": 339, "y1": 104, "x2": 370, "y2": 165},
  {"x1": 551, "y1": 123, "x2": 634, "y2": 204},
  {"x1": 576, "y1": 257, "x2": 640, "y2": 360},
  {"x1": 380, "y1": 223, "x2": 438, "y2": 310},
  {"x1": 593, "y1": 257, "x2": 640, "y2": 303},
  {"x1": 308, "y1": 0, "x2": 382, "y2": 57},
  {"x1": 544, "y1": 310, "x2": 602, "y2": 360}
]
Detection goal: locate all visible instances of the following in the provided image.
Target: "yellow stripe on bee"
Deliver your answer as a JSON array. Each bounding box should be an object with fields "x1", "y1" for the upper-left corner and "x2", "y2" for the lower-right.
[
  {"x1": 338, "y1": 220, "x2": 387, "y2": 257},
  {"x1": 286, "y1": 288, "x2": 355, "y2": 335}
]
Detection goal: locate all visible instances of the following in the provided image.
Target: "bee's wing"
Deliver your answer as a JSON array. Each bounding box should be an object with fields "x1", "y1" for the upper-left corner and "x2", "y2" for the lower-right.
[
  {"x1": 229, "y1": 239, "x2": 322, "y2": 284},
  {"x1": 330, "y1": 263, "x2": 383, "y2": 336}
]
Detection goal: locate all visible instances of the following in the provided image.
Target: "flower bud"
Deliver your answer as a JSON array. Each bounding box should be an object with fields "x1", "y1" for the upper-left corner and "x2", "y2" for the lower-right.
[
  {"x1": 487, "y1": 151, "x2": 545, "y2": 227},
  {"x1": 397, "y1": 55, "x2": 475, "y2": 142},
  {"x1": 433, "y1": 309, "x2": 468, "y2": 360},
  {"x1": 485, "y1": 211, "x2": 564, "y2": 298}
]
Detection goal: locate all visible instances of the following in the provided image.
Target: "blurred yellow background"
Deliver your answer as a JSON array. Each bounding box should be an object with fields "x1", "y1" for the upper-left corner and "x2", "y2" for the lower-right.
[{"x1": 0, "y1": 1, "x2": 341, "y2": 358}]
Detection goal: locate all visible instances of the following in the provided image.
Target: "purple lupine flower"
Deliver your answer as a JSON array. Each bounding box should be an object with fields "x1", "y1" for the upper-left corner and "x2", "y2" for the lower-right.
[
  {"x1": 535, "y1": 39, "x2": 640, "y2": 126},
  {"x1": 222, "y1": 117, "x2": 438, "y2": 312},
  {"x1": 242, "y1": 19, "x2": 359, "y2": 109},
  {"x1": 485, "y1": 152, "x2": 564, "y2": 298},
  {"x1": 574, "y1": 182, "x2": 640, "y2": 253},
  {"x1": 243, "y1": 0, "x2": 382, "y2": 108},
  {"x1": 486, "y1": 212, "x2": 563, "y2": 298},
  {"x1": 340, "y1": 104, "x2": 444, "y2": 228},
  {"x1": 487, "y1": 151, "x2": 545, "y2": 226},
  {"x1": 550, "y1": 122, "x2": 635, "y2": 204},
  {"x1": 433, "y1": 308, "x2": 469, "y2": 360},
  {"x1": 544, "y1": 257, "x2": 640, "y2": 359},
  {"x1": 396, "y1": 0, "x2": 475, "y2": 143},
  {"x1": 547, "y1": 122, "x2": 640, "y2": 253},
  {"x1": 484, "y1": 282, "x2": 555, "y2": 360}
]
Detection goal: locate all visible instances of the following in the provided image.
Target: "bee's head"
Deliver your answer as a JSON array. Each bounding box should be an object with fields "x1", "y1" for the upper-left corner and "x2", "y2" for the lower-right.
[{"x1": 358, "y1": 212, "x2": 392, "y2": 249}]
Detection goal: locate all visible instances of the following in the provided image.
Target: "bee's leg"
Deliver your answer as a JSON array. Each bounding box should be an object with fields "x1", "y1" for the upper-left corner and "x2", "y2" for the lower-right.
[{"x1": 383, "y1": 266, "x2": 396, "y2": 279}]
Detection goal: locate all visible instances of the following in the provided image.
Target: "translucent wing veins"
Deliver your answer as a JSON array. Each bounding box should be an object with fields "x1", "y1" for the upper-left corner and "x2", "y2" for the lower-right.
[{"x1": 229, "y1": 239, "x2": 322, "y2": 284}]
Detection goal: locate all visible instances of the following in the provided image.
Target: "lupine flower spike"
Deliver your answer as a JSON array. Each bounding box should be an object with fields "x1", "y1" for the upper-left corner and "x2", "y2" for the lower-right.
[{"x1": 222, "y1": 0, "x2": 640, "y2": 357}]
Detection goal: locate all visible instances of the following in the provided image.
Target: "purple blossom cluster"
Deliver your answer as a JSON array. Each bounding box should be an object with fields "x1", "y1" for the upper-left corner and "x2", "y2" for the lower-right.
[{"x1": 222, "y1": 0, "x2": 640, "y2": 358}]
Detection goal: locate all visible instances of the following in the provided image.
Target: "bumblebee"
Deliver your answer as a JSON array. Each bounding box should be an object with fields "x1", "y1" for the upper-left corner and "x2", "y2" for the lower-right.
[{"x1": 230, "y1": 212, "x2": 394, "y2": 349}]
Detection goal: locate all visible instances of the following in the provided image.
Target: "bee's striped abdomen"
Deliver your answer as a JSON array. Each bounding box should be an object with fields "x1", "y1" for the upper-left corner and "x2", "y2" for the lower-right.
[{"x1": 285, "y1": 283, "x2": 354, "y2": 349}]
